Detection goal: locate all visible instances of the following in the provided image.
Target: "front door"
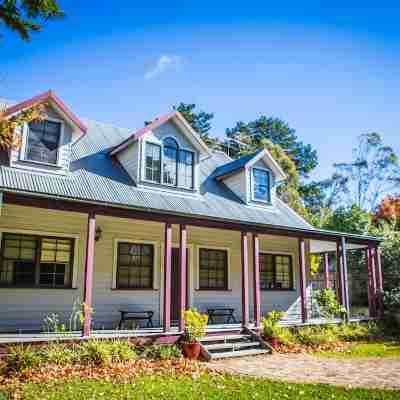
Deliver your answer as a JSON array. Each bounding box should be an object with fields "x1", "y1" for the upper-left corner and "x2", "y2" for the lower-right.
[{"x1": 171, "y1": 248, "x2": 189, "y2": 324}]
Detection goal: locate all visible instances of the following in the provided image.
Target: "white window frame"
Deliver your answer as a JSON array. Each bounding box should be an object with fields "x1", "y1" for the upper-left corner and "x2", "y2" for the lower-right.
[
  {"x1": 0, "y1": 228, "x2": 80, "y2": 289},
  {"x1": 112, "y1": 239, "x2": 159, "y2": 290},
  {"x1": 196, "y1": 245, "x2": 231, "y2": 291},
  {"x1": 251, "y1": 166, "x2": 272, "y2": 204},
  {"x1": 141, "y1": 137, "x2": 196, "y2": 191},
  {"x1": 20, "y1": 117, "x2": 65, "y2": 168}
]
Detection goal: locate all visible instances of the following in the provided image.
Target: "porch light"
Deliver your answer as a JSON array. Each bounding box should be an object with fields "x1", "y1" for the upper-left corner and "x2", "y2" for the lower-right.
[{"x1": 95, "y1": 226, "x2": 103, "y2": 242}]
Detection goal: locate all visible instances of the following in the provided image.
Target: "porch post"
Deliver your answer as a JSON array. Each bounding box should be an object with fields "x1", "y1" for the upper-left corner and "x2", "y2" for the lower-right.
[
  {"x1": 341, "y1": 237, "x2": 350, "y2": 319},
  {"x1": 163, "y1": 222, "x2": 172, "y2": 333},
  {"x1": 298, "y1": 238, "x2": 308, "y2": 323},
  {"x1": 83, "y1": 212, "x2": 96, "y2": 337},
  {"x1": 367, "y1": 246, "x2": 377, "y2": 317},
  {"x1": 374, "y1": 246, "x2": 384, "y2": 317},
  {"x1": 323, "y1": 253, "x2": 330, "y2": 289},
  {"x1": 178, "y1": 224, "x2": 187, "y2": 332},
  {"x1": 241, "y1": 232, "x2": 249, "y2": 327},
  {"x1": 336, "y1": 241, "x2": 344, "y2": 307},
  {"x1": 252, "y1": 233, "x2": 261, "y2": 328}
]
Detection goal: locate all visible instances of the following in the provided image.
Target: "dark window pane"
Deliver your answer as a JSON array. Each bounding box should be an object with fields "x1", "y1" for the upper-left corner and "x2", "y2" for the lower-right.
[
  {"x1": 260, "y1": 253, "x2": 293, "y2": 290},
  {"x1": 163, "y1": 146, "x2": 177, "y2": 185},
  {"x1": 199, "y1": 249, "x2": 228, "y2": 290},
  {"x1": 117, "y1": 243, "x2": 154, "y2": 289},
  {"x1": 253, "y1": 168, "x2": 270, "y2": 202},
  {"x1": 178, "y1": 150, "x2": 194, "y2": 189},
  {"x1": 26, "y1": 120, "x2": 61, "y2": 165}
]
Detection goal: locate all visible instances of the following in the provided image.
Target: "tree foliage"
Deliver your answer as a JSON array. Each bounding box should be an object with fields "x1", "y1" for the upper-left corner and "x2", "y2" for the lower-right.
[
  {"x1": 0, "y1": 0, "x2": 64, "y2": 41},
  {"x1": 173, "y1": 102, "x2": 218, "y2": 147},
  {"x1": 225, "y1": 116, "x2": 318, "y2": 177},
  {"x1": 323, "y1": 133, "x2": 400, "y2": 211},
  {"x1": 0, "y1": 102, "x2": 46, "y2": 149},
  {"x1": 374, "y1": 196, "x2": 400, "y2": 230}
]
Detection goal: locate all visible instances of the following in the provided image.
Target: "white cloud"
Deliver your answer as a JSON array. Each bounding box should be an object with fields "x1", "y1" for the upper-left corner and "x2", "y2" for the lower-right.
[{"x1": 144, "y1": 55, "x2": 182, "y2": 80}]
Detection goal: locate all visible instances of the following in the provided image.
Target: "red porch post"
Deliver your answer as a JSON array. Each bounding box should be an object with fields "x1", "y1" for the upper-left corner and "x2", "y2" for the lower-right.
[
  {"x1": 374, "y1": 246, "x2": 384, "y2": 317},
  {"x1": 83, "y1": 212, "x2": 96, "y2": 337},
  {"x1": 367, "y1": 246, "x2": 377, "y2": 317},
  {"x1": 298, "y1": 238, "x2": 308, "y2": 323},
  {"x1": 252, "y1": 233, "x2": 261, "y2": 328},
  {"x1": 341, "y1": 237, "x2": 350, "y2": 319},
  {"x1": 178, "y1": 224, "x2": 187, "y2": 332},
  {"x1": 323, "y1": 253, "x2": 330, "y2": 289},
  {"x1": 241, "y1": 232, "x2": 249, "y2": 327},
  {"x1": 336, "y1": 241, "x2": 344, "y2": 307},
  {"x1": 163, "y1": 222, "x2": 172, "y2": 333}
]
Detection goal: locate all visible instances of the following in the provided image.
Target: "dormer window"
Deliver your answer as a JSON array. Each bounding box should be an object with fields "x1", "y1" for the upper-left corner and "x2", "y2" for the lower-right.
[
  {"x1": 252, "y1": 167, "x2": 271, "y2": 203},
  {"x1": 144, "y1": 137, "x2": 195, "y2": 190},
  {"x1": 25, "y1": 120, "x2": 62, "y2": 165}
]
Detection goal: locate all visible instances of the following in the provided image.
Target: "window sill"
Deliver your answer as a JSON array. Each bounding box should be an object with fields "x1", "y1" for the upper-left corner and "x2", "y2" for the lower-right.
[
  {"x1": 140, "y1": 179, "x2": 196, "y2": 193},
  {"x1": 195, "y1": 289, "x2": 232, "y2": 292},
  {"x1": 18, "y1": 158, "x2": 63, "y2": 169},
  {"x1": 111, "y1": 288, "x2": 159, "y2": 291}
]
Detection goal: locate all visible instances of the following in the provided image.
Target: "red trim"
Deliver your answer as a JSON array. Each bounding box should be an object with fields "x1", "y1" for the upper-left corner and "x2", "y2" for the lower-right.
[
  {"x1": 374, "y1": 246, "x2": 384, "y2": 317},
  {"x1": 323, "y1": 253, "x2": 330, "y2": 289},
  {"x1": 83, "y1": 212, "x2": 96, "y2": 337},
  {"x1": 110, "y1": 111, "x2": 176, "y2": 155},
  {"x1": 4, "y1": 90, "x2": 87, "y2": 134},
  {"x1": 252, "y1": 234, "x2": 261, "y2": 328},
  {"x1": 178, "y1": 224, "x2": 187, "y2": 332},
  {"x1": 163, "y1": 222, "x2": 172, "y2": 332},
  {"x1": 241, "y1": 232, "x2": 249, "y2": 326},
  {"x1": 298, "y1": 238, "x2": 308, "y2": 323}
]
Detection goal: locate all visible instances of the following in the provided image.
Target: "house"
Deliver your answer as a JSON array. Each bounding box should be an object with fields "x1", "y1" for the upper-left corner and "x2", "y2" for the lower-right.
[{"x1": 0, "y1": 91, "x2": 383, "y2": 351}]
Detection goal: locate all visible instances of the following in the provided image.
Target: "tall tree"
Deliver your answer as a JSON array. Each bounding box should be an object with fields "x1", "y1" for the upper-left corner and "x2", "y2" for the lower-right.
[
  {"x1": 0, "y1": 0, "x2": 64, "y2": 41},
  {"x1": 173, "y1": 103, "x2": 218, "y2": 147},
  {"x1": 224, "y1": 117, "x2": 318, "y2": 177},
  {"x1": 323, "y1": 133, "x2": 400, "y2": 211},
  {"x1": 374, "y1": 196, "x2": 400, "y2": 230}
]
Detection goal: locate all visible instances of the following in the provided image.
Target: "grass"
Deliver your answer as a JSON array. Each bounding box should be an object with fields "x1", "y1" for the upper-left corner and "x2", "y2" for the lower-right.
[
  {"x1": 1, "y1": 374, "x2": 399, "y2": 400},
  {"x1": 317, "y1": 341, "x2": 400, "y2": 358}
]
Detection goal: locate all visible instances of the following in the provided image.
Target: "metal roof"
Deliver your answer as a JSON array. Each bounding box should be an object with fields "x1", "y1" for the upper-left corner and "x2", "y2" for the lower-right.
[{"x1": 0, "y1": 117, "x2": 380, "y2": 243}]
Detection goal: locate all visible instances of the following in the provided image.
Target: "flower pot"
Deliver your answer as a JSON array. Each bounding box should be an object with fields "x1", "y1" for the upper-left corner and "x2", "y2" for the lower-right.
[
  {"x1": 269, "y1": 336, "x2": 279, "y2": 348},
  {"x1": 182, "y1": 342, "x2": 201, "y2": 360}
]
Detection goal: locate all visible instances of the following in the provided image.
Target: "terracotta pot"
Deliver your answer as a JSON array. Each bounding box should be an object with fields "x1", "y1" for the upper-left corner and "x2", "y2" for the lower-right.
[
  {"x1": 182, "y1": 342, "x2": 201, "y2": 360},
  {"x1": 269, "y1": 336, "x2": 279, "y2": 348}
]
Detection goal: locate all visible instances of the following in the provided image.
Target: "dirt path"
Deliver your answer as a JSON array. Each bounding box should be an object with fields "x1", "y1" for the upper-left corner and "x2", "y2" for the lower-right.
[{"x1": 210, "y1": 353, "x2": 400, "y2": 389}]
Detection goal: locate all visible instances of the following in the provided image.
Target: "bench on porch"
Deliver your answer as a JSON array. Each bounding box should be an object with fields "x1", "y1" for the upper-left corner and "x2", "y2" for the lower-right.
[
  {"x1": 207, "y1": 308, "x2": 237, "y2": 324},
  {"x1": 118, "y1": 310, "x2": 154, "y2": 329}
]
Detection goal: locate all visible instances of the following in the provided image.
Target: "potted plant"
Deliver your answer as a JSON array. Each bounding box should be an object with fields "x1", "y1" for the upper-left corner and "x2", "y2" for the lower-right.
[
  {"x1": 261, "y1": 310, "x2": 286, "y2": 348},
  {"x1": 383, "y1": 288, "x2": 400, "y2": 325},
  {"x1": 181, "y1": 309, "x2": 208, "y2": 360}
]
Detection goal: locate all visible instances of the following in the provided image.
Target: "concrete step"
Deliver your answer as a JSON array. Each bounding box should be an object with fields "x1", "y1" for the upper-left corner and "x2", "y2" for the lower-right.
[
  {"x1": 205, "y1": 341, "x2": 261, "y2": 352},
  {"x1": 200, "y1": 334, "x2": 252, "y2": 343},
  {"x1": 210, "y1": 348, "x2": 270, "y2": 359}
]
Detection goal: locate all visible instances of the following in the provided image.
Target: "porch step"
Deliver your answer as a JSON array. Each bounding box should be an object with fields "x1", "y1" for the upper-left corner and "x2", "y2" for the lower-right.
[{"x1": 200, "y1": 333, "x2": 271, "y2": 360}]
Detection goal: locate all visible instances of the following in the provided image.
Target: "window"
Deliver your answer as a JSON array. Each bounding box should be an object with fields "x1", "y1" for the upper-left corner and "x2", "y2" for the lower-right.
[
  {"x1": 117, "y1": 243, "x2": 154, "y2": 289},
  {"x1": 145, "y1": 143, "x2": 161, "y2": 183},
  {"x1": 25, "y1": 120, "x2": 61, "y2": 165},
  {"x1": 252, "y1": 168, "x2": 271, "y2": 202},
  {"x1": 144, "y1": 138, "x2": 194, "y2": 189},
  {"x1": 199, "y1": 248, "x2": 228, "y2": 290},
  {"x1": 260, "y1": 253, "x2": 293, "y2": 290},
  {"x1": 0, "y1": 233, "x2": 74, "y2": 288}
]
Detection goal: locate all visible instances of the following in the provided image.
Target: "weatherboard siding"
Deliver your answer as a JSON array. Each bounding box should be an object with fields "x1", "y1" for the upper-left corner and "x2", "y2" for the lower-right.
[
  {"x1": 0, "y1": 204, "x2": 307, "y2": 331},
  {"x1": 117, "y1": 140, "x2": 140, "y2": 183},
  {"x1": 223, "y1": 170, "x2": 248, "y2": 204}
]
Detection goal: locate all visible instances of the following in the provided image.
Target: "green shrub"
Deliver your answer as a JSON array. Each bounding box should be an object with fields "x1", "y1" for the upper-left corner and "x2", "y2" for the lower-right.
[
  {"x1": 276, "y1": 327, "x2": 295, "y2": 346},
  {"x1": 41, "y1": 342, "x2": 78, "y2": 366},
  {"x1": 78, "y1": 340, "x2": 112, "y2": 366},
  {"x1": 313, "y1": 289, "x2": 347, "y2": 318},
  {"x1": 261, "y1": 310, "x2": 286, "y2": 339},
  {"x1": 7, "y1": 345, "x2": 43, "y2": 373},
  {"x1": 141, "y1": 344, "x2": 181, "y2": 360},
  {"x1": 295, "y1": 326, "x2": 336, "y2": 346},
  {"x1": 334, "y1": 322, "x2": 380, "y2": 342},
  {"x1": 107, "y1": 340, "x2": 137, "y2": 363}
]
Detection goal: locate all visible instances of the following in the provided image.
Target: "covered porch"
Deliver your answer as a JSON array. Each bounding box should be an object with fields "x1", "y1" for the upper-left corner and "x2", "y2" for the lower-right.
[{"x1": 0, "y1": 193, "x2": 383, "y2": 341}]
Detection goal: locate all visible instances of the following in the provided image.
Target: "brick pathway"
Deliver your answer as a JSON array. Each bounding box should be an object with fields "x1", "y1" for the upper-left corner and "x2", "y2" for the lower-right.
[{"x1": 210, "y1": 353, "x2": 400, "y2": 389}]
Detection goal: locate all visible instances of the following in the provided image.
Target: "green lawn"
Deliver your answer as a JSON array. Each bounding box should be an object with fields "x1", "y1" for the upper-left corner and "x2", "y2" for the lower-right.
[
  {"x1": 1, "y1": 374, "x2": 399, "y2": 400},
  {"x1": 317, "y1": 341, "x2": 400, "y2": 358}
]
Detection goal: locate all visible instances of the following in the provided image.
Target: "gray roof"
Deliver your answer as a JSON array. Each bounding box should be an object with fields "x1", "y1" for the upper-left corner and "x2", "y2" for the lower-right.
[
  {"x1": 0, "y1": 117, "x2": 313, "y2": 231},
  {"x1": 212, "y1": 150, "x2": 261, "y2": 180}
]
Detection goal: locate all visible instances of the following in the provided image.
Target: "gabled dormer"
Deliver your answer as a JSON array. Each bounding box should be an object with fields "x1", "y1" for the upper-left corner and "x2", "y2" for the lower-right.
[
  {"x1": 4, "y1": 91, "x2": 87, "y2": 175},
  {"x1": 213, "y1": 149, "x2": 286, "y2": 207},
  {"x1": 110, "y1": 111, "x2": 211, "y2": 194}
]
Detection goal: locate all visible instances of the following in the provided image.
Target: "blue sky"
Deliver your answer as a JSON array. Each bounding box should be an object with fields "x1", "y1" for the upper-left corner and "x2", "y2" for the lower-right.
[{"x1": 2, "y1": 1, "x2": 400, "y2": 180}]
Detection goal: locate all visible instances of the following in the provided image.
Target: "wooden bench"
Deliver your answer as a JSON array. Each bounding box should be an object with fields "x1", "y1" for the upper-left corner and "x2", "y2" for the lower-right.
[
  {"x1": 207, "y1": 308, "x2": 237, "y2": 324},
  {"x1": 118, "y1": 310, "x2": 154, "y2": 329}
]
